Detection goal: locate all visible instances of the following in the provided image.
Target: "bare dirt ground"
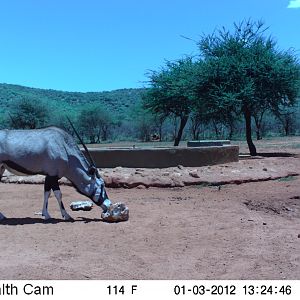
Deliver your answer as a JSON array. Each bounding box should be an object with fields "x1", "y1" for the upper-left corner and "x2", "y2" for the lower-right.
[{"x1": 0, "y1": 137, "x2": 300, "y2": 280}]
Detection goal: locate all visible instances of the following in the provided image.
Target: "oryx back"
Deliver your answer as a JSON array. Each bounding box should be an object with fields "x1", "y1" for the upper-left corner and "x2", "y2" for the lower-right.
[{"x1": 0, "y1": 127, "x2": 87, "y2": 178}]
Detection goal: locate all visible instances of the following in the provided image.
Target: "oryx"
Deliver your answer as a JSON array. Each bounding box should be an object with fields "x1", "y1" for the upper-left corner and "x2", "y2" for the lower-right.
[{"x1": 0, "y1": 123, "x2": 111, "y2": 221}]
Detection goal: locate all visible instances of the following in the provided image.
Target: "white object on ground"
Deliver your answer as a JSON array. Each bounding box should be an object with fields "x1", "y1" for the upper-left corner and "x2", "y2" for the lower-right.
[{"x1": 70, "y1": 201, "x2": 94, "y2": 211}]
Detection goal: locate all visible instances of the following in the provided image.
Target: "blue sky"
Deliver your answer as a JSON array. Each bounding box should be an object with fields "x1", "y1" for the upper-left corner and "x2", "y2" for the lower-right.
[{"x1": 0, "y1": 0, "x2": 299, "y2": 92}]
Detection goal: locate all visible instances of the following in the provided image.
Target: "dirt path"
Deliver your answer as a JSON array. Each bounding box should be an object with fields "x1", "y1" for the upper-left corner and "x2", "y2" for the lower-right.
[{"x1": 1, "y1": 173, "x2": 300, "y2": 279}]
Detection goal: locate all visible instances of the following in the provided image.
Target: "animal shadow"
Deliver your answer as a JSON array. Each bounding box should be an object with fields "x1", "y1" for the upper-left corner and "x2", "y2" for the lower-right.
[{"x1": 0, "y1": 216, "x2": 102, "y2": 226}]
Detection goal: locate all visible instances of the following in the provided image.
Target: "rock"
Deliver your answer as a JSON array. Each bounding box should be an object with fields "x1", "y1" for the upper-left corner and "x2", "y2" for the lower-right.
[
  {"x1": 173, "y1": 172, "x2": 182, "y2": 177},
  {"x1": 189, "y1": 170, "x2": 200, "y2": 178},
  {"x1": 136, "y1": 184, "x2": 147, "y2": 189},
  {"x1": 3, "y1": 156, "x2": 300, "y2": 190},
  {"x1": 134, "y1": 171, "x2": 144, "y2": 175},
  {"x1": 114, "y1": 166, "x2": 123, "y2": 172},
  {"x1": 101, "y1": 202, "x2": 129, "y2": 223}
]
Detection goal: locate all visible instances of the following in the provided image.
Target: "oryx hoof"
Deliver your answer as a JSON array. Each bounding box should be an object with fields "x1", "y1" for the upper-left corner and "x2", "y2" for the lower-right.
[
  {"x1": 42, "y1": 213, "x2": 52, "y2": 221},
  {"x1": 0, "y1": 212, "x2": 7, "y2": 221},
  {"x1": 63, "y1": 214, "x2": 74, "y2": 222}
]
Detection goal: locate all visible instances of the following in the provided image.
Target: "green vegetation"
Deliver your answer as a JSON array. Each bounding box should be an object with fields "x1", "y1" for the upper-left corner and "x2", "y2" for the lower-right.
[
  {"x1": 144, "y1": 20, "x2": 300, "y2": 154},
  {"x1": 0, "y1": 83, "x2": 147, "y2": 142},
  {"x1": 0, "y1": 19, "x2": 299, "y2": 152},
  {"x1": 144, "y1": 57, "x2": 197, "y2": 146},
  {"x1": 0, "y1": 83, "x2": 145, "y2": 122}
]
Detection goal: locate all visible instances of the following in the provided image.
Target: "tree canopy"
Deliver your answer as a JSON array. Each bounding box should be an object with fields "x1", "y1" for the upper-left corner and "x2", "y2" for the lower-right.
[
  {"x1": 144, "y1": 57, "x2": 198, "y2": 145},
  {"x1": 197, "y1": 19, "x2": 300, "y2": 155},
  {"x1": 143, "y1": 19, "x2": 300, "y2": 152},
  {"x1": 9, "y1": 98, "x2": 49, "y2": 129}
]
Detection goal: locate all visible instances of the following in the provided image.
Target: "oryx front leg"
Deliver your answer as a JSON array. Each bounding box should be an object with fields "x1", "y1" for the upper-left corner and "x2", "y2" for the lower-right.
[{"x1": 44, "y1": 175, "x2": 73, "y2": 221}]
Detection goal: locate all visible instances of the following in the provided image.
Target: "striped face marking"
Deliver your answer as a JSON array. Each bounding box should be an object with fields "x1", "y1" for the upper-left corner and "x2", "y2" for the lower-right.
[{"x1": 91, "y1": 177, "x2": 109, "y2": 207}]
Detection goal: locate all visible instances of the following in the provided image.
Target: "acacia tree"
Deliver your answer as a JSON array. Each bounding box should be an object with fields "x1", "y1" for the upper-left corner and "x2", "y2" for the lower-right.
[
  {"x1": 77, "y1": 105, "x2": 113, "y2": 143},
  {"x1": 197, "y1": 20, "x2": 300, "y2": 155},
  {"x1": 8, "y1": 98, "x2": 49, "y2": 129},
  {"x1": 144, "y1": 57, "x2": 197, "y2": 146},
  {"x1": 130, "y1": 103, "x2": 156, "y2": 141},
  {"x1": 273, "y1": 105, "x2": 297, "y2": 136}
]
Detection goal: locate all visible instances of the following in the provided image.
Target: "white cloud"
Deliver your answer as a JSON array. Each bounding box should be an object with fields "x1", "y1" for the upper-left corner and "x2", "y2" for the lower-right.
[{"x1": 287, "y1": 0, "x2": 300, "y2": 8}]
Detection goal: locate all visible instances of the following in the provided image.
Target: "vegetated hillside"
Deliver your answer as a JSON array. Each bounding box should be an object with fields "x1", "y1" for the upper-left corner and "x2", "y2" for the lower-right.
[{"x1": 0, "y1": 83, "x2": 146, "y2": 121}]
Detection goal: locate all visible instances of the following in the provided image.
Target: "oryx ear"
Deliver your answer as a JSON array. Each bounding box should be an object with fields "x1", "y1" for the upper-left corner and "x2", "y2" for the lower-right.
[{"x1": 88, "y1": 166, "x2": 101, "y2": 179}]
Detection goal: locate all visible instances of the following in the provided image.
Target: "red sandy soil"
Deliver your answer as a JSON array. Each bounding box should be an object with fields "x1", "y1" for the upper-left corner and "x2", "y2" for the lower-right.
[
  {"x1": 0, "y1": 137, "x2": 300, "y2": 280},
  {"x1": 0, "y1": 163, "x2": 300, "y2": 279}
]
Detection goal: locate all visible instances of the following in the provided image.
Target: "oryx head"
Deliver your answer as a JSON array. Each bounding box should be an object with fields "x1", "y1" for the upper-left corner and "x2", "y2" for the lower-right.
[{"x1": 66, "y1": 117, "x2": 109, "y2": 205}]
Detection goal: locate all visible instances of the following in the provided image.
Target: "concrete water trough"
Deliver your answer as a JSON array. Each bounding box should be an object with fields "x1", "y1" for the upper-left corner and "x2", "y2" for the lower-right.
[
  {"x1": 83, "y1": 144, "x2": 239, "y2": 168},
  {"x1": 187, "y1": 140, "x2": 231, "y2": 147}
]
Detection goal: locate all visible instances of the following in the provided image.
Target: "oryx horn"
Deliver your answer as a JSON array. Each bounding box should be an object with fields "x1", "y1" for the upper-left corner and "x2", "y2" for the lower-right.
[{"x1": 66, "y1": 116, "x2": 97, "y2": 168}]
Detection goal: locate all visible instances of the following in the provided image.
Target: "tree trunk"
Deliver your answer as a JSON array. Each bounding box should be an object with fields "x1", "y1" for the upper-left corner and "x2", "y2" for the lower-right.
[
  {"x1": 174, "y1": 116, "x2": 188, "y2": 146},
  {"x1": 172, "y1": 116, "x2": 178, "y2": 141},
  {"x1": 227, "y1": 122, "x2": 234, "y2": 140},
  {"x1": 190, "y1": 116, "x2": 201, "y2": 140},
  {"x1": 284, "y1": 118, "x2": 290, "y2": 136},
  {"x1": 244, "y1": 109, "x2": 257, "y2": 156},
  {"x1": 101, "y1": 127, "x2": 108, "y2": 141},
  {"x1": 256, "y1": 130, "x2": 261, "y2": 140},
  {"x1": 254, "y1": 114, "x2": 263, "y2": 140},
  {"x1": 158, "y1": 125, "x2": 163, "y2": 142},
  {"x1": 195, "y1": 129, "x2": 200, "y2": 140},
  {"x1": 213, "y1": 121, "x2": 220, "y2": 138}
]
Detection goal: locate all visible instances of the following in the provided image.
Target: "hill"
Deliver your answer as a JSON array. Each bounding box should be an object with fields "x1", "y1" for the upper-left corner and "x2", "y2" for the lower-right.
[{"x1": 0, "y1": 83, "x2": 146, "y2": 122}]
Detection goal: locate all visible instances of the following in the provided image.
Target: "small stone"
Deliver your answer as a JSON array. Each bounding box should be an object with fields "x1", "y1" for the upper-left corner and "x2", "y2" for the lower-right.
[
  {"x1": 173, "y1": 172, "x2": 182, "y2": 177},
  {"x1": 263, "y1": 168, "x2": 268, "y2": 171},
  {"x1": 263, "y1": 222, "x2": 267, "y2": 225},
  {"x1": 136, "y1": 184, "x2": 146, "y2": 189},
  {"x1": 298, "y1": 234, "x2": 300, "y2": 238},
  {"x1": 189, "y1": 170, "x2": 200, "y2": 178}
]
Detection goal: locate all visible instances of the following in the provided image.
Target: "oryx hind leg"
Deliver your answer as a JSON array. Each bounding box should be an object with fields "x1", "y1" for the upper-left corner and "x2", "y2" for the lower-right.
[
  {"x1": 0, "y1": 164, "x2": 6, "y2": 220},
  {"x1": 0, "y1": 163, "x2": 5, "y2": 180},
  {"x1": 44, "y1": 175, "x2": 73, "y2": 221}
]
